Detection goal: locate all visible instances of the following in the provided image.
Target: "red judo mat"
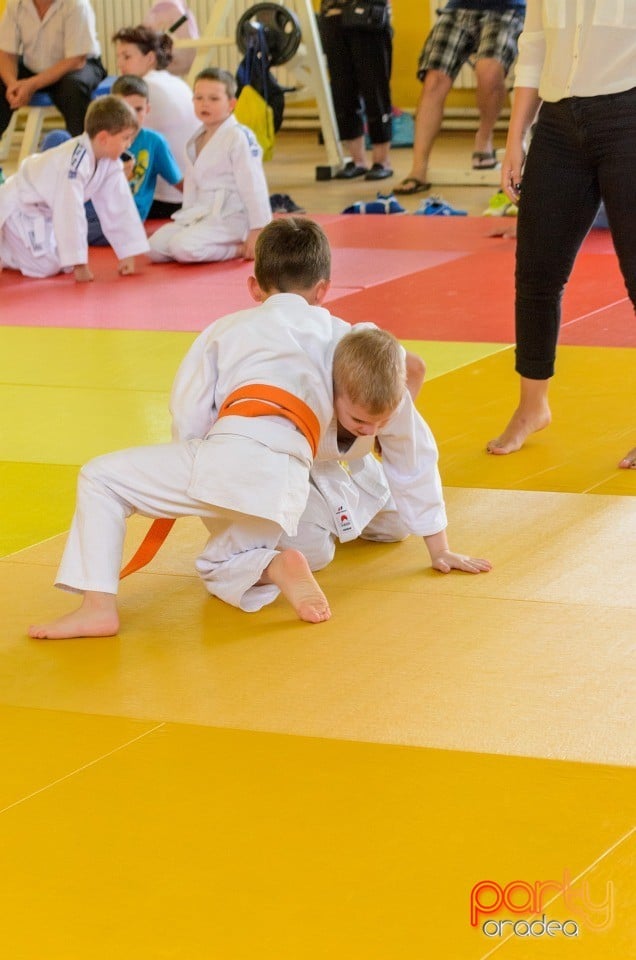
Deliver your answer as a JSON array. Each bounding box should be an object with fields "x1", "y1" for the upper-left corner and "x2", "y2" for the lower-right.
[{"x1": 2, "y1": 216, "x2": 632, "y2": 346}]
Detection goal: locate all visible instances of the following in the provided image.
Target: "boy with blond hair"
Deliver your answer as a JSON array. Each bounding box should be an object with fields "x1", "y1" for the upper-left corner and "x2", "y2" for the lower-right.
[{"x1": 0, "y1": 95, "x2": 149, "y2": 280}]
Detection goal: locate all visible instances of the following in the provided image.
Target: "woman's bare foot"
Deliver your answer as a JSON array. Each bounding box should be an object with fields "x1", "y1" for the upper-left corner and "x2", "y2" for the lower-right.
[
  {"x1": 263, "y1": 549, "x2": 331, "y2": 623},
  {"x1": 28, "y1": 592, "x2": 119, "y2": 639},
  {"x1": 487, "y1": 403, "x2": 552, "y2": 454},
  {"x1": 487, "y1": 376, "x2": 552, "y2": 455},
  {"x1": 618, "y1": 447, "x2": 636, "y2": 469}
]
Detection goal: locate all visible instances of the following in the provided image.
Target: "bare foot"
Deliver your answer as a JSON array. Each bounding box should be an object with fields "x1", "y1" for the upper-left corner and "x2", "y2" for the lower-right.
[
  {"x1": 28, "y1": 593, "x2": 119, "y2": 639},
  {"x1": 264, "y1": 549, "x2": 331, "y2": 623},
  {"x1": 618, "y1": 447, "x2": 636, "y2": 469},
  {"x1": 487, "y1": 403, "x2": 552, "y2": 455}
]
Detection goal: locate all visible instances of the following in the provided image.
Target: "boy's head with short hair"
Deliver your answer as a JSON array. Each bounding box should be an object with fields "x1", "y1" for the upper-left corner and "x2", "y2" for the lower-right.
[
  {"x1": 195, "y1": 67, "x2": 237, "y2": 99},
  {"x1": 192, "y1": 68, "x2": 237, "y2": 132},
  {"x1": 333, "y1": 328, "x2": 406, "y2": 434},
  {"x1": 253, "y1": 218, "x2": 331, "y2": 294},
  {"x1": 85, "y1": 95, "x2": 139, "y2": 138},
  {"x1": 112, "y1": 75, "x2": 150, "y2": 128},
  {"x1": 112, "y1": 74, "x2": 149, "y2": 101},
  {"x1": 85, "y1": 95, "x2": 139, "y2": 161}
]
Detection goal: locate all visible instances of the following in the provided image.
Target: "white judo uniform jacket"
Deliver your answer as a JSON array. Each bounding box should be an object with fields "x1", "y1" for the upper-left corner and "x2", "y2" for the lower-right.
[
  {"x1": 179, "y1": 115, "x2": 271, "y2": 230},
  {"x1": 55, "y1": 294, "x2": 366, "y2": 611},
  {"x1": 289, "y1": 392, "x2": 447, "y2": 573},
  {"x1": 0, "y1": 133, "x2": 149, "y2": 276},
  {"x1": 307, "y1": 398, "x2": 448, "y2": 544},
  {"x1": 148, "y1": 114, "x2": 271, "y2": 262},
  {"x1": 169, "y1": 293, "x2": 358, "y2": 535}
]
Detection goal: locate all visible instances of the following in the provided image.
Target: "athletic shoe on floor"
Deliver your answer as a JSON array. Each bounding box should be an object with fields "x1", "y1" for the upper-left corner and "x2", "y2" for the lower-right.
[
  {"x1": 415, "y1": 196, "x2": 467, "y2": 216},
  {"x1": 482, "y1": 190, "x2": 518, "y2": 217}
]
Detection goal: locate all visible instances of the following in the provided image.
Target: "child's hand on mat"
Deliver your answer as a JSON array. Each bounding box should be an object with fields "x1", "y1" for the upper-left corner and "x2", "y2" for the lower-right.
[
  {"x1": 431, "y1": 550, "x2": 492, "y2": 575},
  {"x1": 424, "y1": 530, "x2": 491, "y2": 574},
  {"x1": 74, "y1": 264, "x2": 94, "y2": 283},
  {"x1": 118, "y1": 257, "x2": 136, "y2": 276}
]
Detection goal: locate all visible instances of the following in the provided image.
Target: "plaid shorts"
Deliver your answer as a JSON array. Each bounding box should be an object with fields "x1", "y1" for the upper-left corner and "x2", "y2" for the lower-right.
[{"x1": 417, "y1": 9, "x2": 524, "y2": 82}]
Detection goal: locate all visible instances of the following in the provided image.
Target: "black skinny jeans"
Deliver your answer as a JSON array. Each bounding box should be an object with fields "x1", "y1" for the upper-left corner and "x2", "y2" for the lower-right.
[{"x1": 515, "y1": 86, "x2": 636, "y2": 380}]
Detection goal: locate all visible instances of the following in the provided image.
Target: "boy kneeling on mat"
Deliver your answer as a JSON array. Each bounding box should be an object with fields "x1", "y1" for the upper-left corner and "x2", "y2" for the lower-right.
[
  {"x1": 0, "y1": 96, "x2": 148, "y2": 281},
  {"x1": 29, "y1": 218, "x2": 489, "y2": 640}
]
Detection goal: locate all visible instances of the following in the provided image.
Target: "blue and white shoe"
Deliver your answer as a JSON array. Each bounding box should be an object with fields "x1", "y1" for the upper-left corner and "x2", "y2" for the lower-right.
[
  {"x1": 415, "y1": 196, "x2": 467, "y2": 216},
  {"x1": 341, "y1": 192, "x2": 406, "y2": 215}
]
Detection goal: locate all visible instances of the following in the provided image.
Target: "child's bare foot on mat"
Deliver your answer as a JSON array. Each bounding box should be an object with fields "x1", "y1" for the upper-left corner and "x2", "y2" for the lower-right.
[
  {"x1": 618, "y1": 447, "x2": 636, "y2": 469},
  {"x1": 28, "y1": 592, "x2": 119, "y2": 639},
  {"x1": 487, "y1": 403, "x2": 552, "y2": 455},
  {"x1": 264, "y1": 549, "x2": 331, "y2": 623}
]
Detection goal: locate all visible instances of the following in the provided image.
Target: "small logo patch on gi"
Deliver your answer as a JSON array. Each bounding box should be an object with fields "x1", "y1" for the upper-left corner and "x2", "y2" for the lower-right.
[
  {"x1": 335, "y1": 506, "x2": 352, "y2": 535},
  {"x1": 68, "y1": 143, "x2": 86, "y2": 179}
]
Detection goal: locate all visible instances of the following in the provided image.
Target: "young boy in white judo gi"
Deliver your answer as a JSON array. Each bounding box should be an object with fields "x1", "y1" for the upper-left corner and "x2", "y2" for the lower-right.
[
  {"x1": 278, "y1": 340, "x2": 493, "y2": 576},
  {"x1": 148, "y1": 67, "x2": 271, "y2": 265},
  {"x1": 28, "y1": 219, "x2": 395, "y2": 639},
  {"x1": 42, "y1": 75, "x2": 184, "y2": 246},
  {"x1": 0, "y1": 95, "x2": 149, "y2": 280}
]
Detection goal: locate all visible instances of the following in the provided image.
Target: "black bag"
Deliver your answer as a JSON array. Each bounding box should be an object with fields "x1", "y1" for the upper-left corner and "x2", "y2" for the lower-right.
[
  {"x1": 340, "y1": 1, "x2": 388, "y2": 32},
  {"x1": 236, "y1": 22, "x2": 287, "y2": 132}
]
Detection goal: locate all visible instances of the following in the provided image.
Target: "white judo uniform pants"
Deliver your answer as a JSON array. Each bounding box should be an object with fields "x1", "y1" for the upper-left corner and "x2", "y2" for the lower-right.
[
  {"x1": 148, "y1": 211, "x2": 243, "y2": 264},
  {"x1": 278, "y1": 497, "x2": 410, "y2": 571},
  {"x1": 0, "y1": 210, "x2": 64, "y2": 278},
  {"x1": 56, "y1": 441, "x2": 286, "y2": 613}
]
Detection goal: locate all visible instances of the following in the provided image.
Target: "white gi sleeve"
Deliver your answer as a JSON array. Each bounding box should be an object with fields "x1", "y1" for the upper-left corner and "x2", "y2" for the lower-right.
[
  {"x1": 50, "y1": 143, "x2": 92, "y2": 267},
  {"x1": 169, "y1": 327, "x2": 220, "y2": 441},
  {"x1": 90, "y1": 164, "x2": 150, "y2": 259},
  {"x1": 375, "y1": 393, "x2": 447, "y2": 536},
  {"x1": 230, "y1": 126, "x2": 272, "y2": 230}
]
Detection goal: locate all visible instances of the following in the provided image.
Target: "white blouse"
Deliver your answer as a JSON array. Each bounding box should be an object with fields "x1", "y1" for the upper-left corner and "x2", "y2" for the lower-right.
[{"x1": 515, "y1": 0, "x2": 636, "y2": 101}]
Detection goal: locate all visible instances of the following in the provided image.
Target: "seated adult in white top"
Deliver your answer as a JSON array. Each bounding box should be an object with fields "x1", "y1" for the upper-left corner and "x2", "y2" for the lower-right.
[
  {"x1": 113, "y1": 24, "x2": 198, "y2": 219},
  {"x1": 0, "y1": 0, "x2": 106, "y2": 137}
]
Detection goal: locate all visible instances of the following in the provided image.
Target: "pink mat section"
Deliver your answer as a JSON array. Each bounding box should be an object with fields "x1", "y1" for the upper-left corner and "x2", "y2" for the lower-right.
[{"x1": 2, "y1": 215, "x2": 631, "y2": 344}]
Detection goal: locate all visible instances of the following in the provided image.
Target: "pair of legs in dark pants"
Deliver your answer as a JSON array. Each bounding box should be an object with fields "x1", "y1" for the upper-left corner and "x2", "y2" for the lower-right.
[
  {"x1": 489, "y1": 86, "x2": 636, "y2": 465},
  {"x1": 318, "y1": 16, "x2": 392, "y2": 146},
  {"x1": 515, "y1": 87, "x2": 636, "y2": 380},
  {"x1": 0, "y1": 57, "x2": 107, "y2": 137}
]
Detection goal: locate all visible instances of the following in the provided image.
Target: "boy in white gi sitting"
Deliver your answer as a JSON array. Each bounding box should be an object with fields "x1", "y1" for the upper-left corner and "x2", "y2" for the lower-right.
[
  {"x1": 148, "y1": 67, "x2": 271, "y2": 265},
  {"x1": 0, "y1": 95, "x2": 149, "y2": 280},
  {"x1": 28, "y1": 218, "x2": 489, "y2": 640}
]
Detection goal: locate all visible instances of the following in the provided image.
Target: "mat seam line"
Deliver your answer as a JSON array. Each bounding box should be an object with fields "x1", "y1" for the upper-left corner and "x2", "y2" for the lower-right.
[{"x1": 0, "y1": 721, "x2": 166, "y2": 817}]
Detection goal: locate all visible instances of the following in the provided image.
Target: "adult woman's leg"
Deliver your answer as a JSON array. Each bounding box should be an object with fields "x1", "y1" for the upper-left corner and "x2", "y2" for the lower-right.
[
  {"x1": 488, "y1": 100, "x2": 601, "y2": 453},
  {"x1": 588, "y1": 87, "x2": 636, "y2": 466}
]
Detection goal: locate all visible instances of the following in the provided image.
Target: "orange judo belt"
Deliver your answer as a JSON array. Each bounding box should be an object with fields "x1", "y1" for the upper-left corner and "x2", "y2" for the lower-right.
[{"x1": 120, "y1": 384, "x2": 320, "y2": 579}]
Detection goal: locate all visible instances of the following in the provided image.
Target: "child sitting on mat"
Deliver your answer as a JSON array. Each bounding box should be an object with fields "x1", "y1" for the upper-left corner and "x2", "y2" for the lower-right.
[
  {"x1": 41, "y1": 74, "x2": 184, "y2": 247},
  {"x1": 148, "y1": 67, "x2": 271, "y2": 265},
  {"x1": 0, "y1": 96, "x2": 149, "y2": 280},
  {"x1": 28, "y1": 218, "x2": 489, "y2": 640}
]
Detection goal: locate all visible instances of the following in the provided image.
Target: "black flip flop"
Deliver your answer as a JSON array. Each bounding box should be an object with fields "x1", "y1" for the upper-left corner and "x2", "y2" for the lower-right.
[{"x1": 394, "y1": 177, "x2": 431, "y2": 195}]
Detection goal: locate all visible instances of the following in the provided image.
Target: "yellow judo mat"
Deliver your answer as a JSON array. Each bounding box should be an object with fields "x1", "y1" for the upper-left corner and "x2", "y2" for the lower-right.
[{"x1": 1, "y1": 324, "x2": 634, "y2": 959}]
